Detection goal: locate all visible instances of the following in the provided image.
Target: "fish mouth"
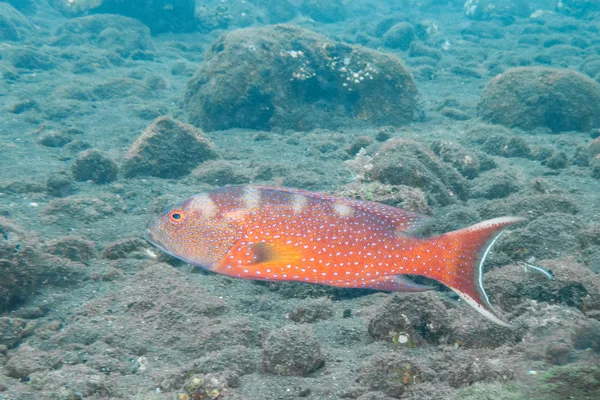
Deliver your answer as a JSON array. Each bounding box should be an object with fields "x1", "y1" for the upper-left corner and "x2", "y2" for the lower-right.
[
  {"x1": 144, "y1": 228, "x2": 182, "y2": 261},
  {"x1": 144, "y1": 227, "x2": 166, "y2": 252},
  {"x1": 144, "y1": 228, "x2": 156, "y2": 245}
]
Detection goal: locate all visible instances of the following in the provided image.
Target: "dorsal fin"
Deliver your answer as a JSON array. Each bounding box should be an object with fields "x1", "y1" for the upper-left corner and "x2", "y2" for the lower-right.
[{"x1": 254, "y1": 186, "x2": 430, "y2": 235}]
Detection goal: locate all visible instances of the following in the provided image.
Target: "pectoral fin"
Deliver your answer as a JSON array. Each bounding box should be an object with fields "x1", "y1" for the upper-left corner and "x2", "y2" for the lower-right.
[{"x1": 213, "y1": 241, "x2": 303, "y2": 279}]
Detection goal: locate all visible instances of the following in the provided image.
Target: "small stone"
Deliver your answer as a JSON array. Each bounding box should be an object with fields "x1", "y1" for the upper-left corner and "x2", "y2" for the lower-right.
[
  {"x1": 261, "y1": 325, "x2": 323, "y2": 376},
  {"x1": 9, "y1": 99, "x2": 38, "y2": 114},
  {"x1": 545, "y1": 342, "x2": 570, "y2": 365},
  {"x1": 63, "y1": 139, "x2": 92, "y2": 154},
  {"x1": 358, "y1": 353, "x2": 427, "y2": 398},
  {"x1": 72, "y1": 149, "x2": 118, "y2": 184},
  {"x1": 300, "y1": 0, "x2": 346, "y2": 23},
  {"x1": 102, "y1": 237, "x2": 149, "y2": 260},
  {"x1": 439, "y1": 107, "x2": 471, "y2": 121},
  {"x1": 408, "y1": 42, "x2": 442, "y2": 60},
  {"x1": 45, "y1": 173, "x2": 74, "y2": 197},
  {"x1": 546, "y1": 150, "x2": 568, "y2": 169},
  {"x1": 348, "y1": 136, "x2": 374, "y2": 155},
  {"x1": 535, "y1": 145, "x2": 557, "y2": 162},
  {"x1": 375, "y1": 126, "x2": 394, "y2": 142},
  {"x1": 591, "y1": 158, "x2": 600, "y2": 179},
  {"x1": 45, "y1": 236, "x2": 96, "y2": 262},
  {"x1": 368, "y1": 293, "x2": 451, "y2": 345},
  {"x1": 38, "y1": 131, "x2": 72, "y2": 148},
  {"x1": 383, "y1": 22, "x2": 415, "y2": 51},
  {"x1": 289, "y1": 298, "x2": 333, "y2": 323},
  {"x1": 0, "y1": 317, "x2": 29, "y2": 348},
  {"x1": 185, "y1": 160, "x2": 248, "y2": 186}
]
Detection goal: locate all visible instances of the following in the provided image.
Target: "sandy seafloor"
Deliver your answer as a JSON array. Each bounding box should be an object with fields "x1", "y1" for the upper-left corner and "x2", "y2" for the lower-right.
[{"x1": 1, "y1": 0, "x2": 600, "y2": 399}]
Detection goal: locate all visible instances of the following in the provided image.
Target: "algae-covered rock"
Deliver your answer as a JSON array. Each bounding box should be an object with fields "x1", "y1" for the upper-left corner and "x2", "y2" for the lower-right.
[
  {"x1": 4, "y1": 0, "x2": 38, "y2": 14},
  {"x1": 123, "y1": 116, "x2": 217, "y2": 179},
  {"x1": 48, "y1": 0, "x2": 103, "y2": 14},
  {"x1": 557, "y1": 0, "x2": 600, "y2": 19},
  {"x1": 478, "y1": 67, "x2": 600, "y2": 133},
  {"x1": 185, "y1": 25, "x2": 421, "y2": 132},
  {"x1": 447, "y1": 351, "x2": 515, "y2": 388},
  {"x1": 0, "y1": 3, "x2": 35, "y2": 41},
  {"x1": 358, "y1": 353, "x2": 432, "y2": 398},
  {"x1": 500, "y1": 214, "x2": 585, "y2": 260},
  {"x1": 50, "y1": 0, "x2": 197, "y2": 33},
  {"x1": 383, "y1": 22, "x2": 416, "y2": 50},
  {"x1": 463, "y1": 0, "x2": 530, "y2": 22},
  {"x1": 301, "y1": 0, "x2": 345, "y2": 23},
  {"x1": 289, "y1": 298, "x2": 334, "y2": 323},
  {"x1": 52, "y1": 14, "x2": 152, "y2": 53},
  {"x1": 72, "y1": 149, "x2": 118, "y2": 184},
  {"x1": 260, "y1": 324, "x2": 323, "y2": 376},
  {"x1": 0, "y1": 219, "x2": 45, "y2": 313},
  {"x1": 470, "y1": 170, "x2": 522, "y2": 199},
  {"x1": 537, "y1": 363, "x2": 600, "y2": 399},
  {"x1": 430, "y1": 140, "x2": 486, "y2": 179},
  {"x1": 0, "y1": 219, "x2": 88, "y2": 313},
  {"x1": 372, "y1": 139, "x2": 468, "y2": 206},
  {"x1": 44, "y1": 236, "x2": 96, "y2": 263},
  {"x1": 368, "y1": 293, "x2": 451, "y2": 345},
  {"x1": 486, "y1": 258, "x2": 600, "y2": 318}
]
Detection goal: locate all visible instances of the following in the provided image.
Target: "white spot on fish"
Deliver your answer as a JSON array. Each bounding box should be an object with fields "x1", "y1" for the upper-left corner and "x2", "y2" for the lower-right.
[
  {"x1": 190, "y1": 194, "x2": 218, "y2": 218},
  {"x1": 243, "y1": 186, "x2": 261, "y2": 210},
  {"x1": 292, "y1": 193, "x2": 308, "y2": 214},
  {"x1": 334, "y1": 202, "x2": 353, "y2": 217}
]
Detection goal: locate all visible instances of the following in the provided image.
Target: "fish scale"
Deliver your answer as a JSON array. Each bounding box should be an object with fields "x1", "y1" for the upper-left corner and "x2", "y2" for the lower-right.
[{"x1": 147, "y1": 185, "x2": 534, "y2": 327}]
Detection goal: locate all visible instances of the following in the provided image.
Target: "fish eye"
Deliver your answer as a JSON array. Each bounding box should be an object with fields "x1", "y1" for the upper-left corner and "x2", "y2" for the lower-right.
[{"x1": 169, "y1": 210, "x2": 185, "y2": 223}]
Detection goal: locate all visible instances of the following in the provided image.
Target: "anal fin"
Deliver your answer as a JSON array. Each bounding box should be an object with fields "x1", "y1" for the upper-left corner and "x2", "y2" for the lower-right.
[{"x1": 368, "y1": 274, "x2": 435, "y2": 292}]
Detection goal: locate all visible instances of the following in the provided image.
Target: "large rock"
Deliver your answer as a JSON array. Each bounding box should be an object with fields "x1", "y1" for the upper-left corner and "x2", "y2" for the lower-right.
[
  {"x1": 0, "y1": 219, "x2": 87, "y2": 313},
  {"x1": 557, "y1": 0, "x2": 600, "y2": 19},
  {"x1": 185, "y1": 25, "x2": 422, "y2": 132},
  {"x1": 49, "y1": 0, "x2": 197, "y2": 33},
  {"x1": 122, "y1": 116, "x2": 217, "y2": 179},
  {"x1": 463, "y1": 0, "x2": 530, "y2": 22},
  {"x1": 478, "y1": 67, "x2": 600, "y2": 133},
  {"x1": 4, "y1": 0, "x2": 38, "y2": 14},
  {"x1": 372, "y1": 139, "x2": 468, "y2": 206},
  {"x1": 0, "y1": 3, "x2": 35, "y2": 41},
  {"x1": 300, "y1": 0, "x2": 346, "y2": 23},
  {"x1": 52, "y1": 14, "x2": 152, "y2": 52}
]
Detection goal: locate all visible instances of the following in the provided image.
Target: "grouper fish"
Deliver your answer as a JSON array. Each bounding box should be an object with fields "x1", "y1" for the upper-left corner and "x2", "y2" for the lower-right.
[{"x1": 145, "y1": 185, "x2": 552, "y2": 327}]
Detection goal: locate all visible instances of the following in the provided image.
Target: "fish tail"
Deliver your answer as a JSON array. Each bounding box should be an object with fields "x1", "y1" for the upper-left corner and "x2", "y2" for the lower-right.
[{"x1": 428, "y1": 216, "x2": 527, "y2": 328}]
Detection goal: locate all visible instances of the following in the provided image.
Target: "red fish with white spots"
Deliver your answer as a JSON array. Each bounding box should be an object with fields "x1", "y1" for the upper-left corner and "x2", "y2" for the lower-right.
[{"x1": 146, "y1": 186, "x2": 549, "y2": 327}]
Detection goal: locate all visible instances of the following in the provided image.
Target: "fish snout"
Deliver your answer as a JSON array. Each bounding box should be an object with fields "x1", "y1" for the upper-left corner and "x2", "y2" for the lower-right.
[{"x1": 144, "y1": 228, "x2": 158, "y2": 246}]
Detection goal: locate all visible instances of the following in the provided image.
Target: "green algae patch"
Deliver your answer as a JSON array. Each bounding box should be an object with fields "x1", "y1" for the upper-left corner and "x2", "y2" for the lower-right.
[
  {"x1": 536, "y1": 364, "x2": 600, "y2": 399},
  {"x1": 455, "y1": 382, "x2": 531, "y2": 400}
]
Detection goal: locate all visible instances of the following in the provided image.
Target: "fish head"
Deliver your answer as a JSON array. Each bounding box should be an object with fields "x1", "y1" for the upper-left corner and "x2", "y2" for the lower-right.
[{"x1": 145, "y1": 194, "x2": 240, "y2": 269}]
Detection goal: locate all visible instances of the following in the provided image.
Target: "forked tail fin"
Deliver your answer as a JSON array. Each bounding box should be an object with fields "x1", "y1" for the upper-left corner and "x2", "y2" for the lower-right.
[{"x1": 429, "y1": 216, "x2": 527, "y2": 328}]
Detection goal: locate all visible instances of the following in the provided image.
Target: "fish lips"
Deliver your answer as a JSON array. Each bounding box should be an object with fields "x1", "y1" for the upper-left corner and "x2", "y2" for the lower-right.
[
  {"x1": 144, "y1": 228, "x2": 181, "y2": 261},
  {"x1": 144, "y1": 217, "x2": 170, "y2": 255}
]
